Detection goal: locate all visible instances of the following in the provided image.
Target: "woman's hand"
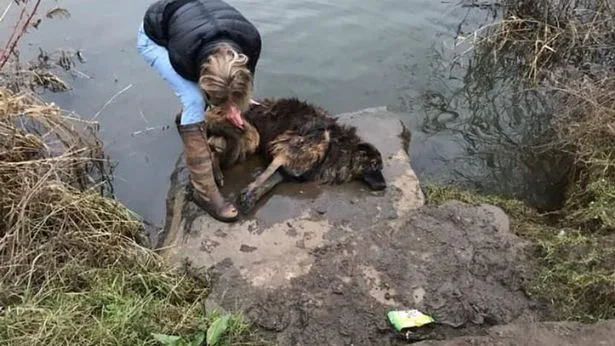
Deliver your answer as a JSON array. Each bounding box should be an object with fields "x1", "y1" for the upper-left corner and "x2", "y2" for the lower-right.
[{"x1": 226, "y1": 104, "x2": 244, "y2": 129}]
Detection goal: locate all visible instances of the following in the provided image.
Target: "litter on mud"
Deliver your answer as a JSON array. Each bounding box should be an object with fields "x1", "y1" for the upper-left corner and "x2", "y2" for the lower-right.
[{"x1": 387, "y1": 309, "x2": 436, "y2": 342}]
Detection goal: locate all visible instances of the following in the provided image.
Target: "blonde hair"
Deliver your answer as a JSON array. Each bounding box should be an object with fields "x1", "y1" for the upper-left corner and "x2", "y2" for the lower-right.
[{"x1": 198, "y1": 43, "x2": 253, "y2": 112}]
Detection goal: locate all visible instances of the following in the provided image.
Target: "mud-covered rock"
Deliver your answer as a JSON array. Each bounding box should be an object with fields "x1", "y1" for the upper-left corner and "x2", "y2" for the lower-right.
[
  {"x1": 160, "y1": 107, "x2": 535, "y2": 345},
  {"x1": 199, "y1": 202, "x2": 533, "y2": 345}
]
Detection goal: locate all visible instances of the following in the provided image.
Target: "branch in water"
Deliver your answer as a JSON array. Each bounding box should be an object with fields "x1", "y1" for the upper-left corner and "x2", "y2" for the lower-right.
[{"x1": 0, "y1": 0, "x2": 43, "y2": 70}]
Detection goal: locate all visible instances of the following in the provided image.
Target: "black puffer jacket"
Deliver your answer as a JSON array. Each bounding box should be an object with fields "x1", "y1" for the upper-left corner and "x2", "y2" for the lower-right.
[{"x1": 143, "y1": 0, "x2": 262, "y2": 82}]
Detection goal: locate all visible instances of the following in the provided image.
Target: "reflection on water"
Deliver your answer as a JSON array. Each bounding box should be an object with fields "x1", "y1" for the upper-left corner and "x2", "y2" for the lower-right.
[
  {"x1": 0, "y1": 0, "x2": 570, "y2": 221},
  {"x1": 397, "y1": 3, "x2": 571, "y2": 210}
]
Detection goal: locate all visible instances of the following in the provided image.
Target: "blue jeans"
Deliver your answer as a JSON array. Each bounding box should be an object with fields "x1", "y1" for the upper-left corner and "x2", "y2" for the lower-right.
[{"x1": 136, "y1": 22, "x2": 206, "y2": 125}]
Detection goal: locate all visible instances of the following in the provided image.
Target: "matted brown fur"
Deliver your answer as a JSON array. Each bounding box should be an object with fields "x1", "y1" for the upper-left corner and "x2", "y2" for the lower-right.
[
  {"x1": 224, "y1": 97, "x2": 387, "y2": 213},
  {"x1": 244, "y1": 98, "x2": 384, "y2": 183}
]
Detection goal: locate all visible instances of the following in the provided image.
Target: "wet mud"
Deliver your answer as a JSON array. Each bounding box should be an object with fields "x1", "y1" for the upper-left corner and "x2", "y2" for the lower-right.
[
  {"x1": 204, "y1": 201, "x2": 535, "y2": 345},
  {"x1": 415, "y1": 320, "x2": 615, "y2": 346}
]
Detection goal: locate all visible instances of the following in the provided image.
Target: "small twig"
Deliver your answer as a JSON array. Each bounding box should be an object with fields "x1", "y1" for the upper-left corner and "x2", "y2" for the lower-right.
[
  {"x1": 0, "y1": 0, "x2": 43, "y2": 70},
  {"x1": 70, "y1": 67, "x2": 92, "y2": 80},
  {"x1": 0, "y1": 150, "x2": 101, "y2": 167},
  {"x1": 0, "y1": 5, "x2": 27, "y2": 66},
  {"x1": 131, "y1": 127, "x2": 158, "y2": 136},
  {"x1": 138, "y1": 105, "x2": 150, "y2": 125},
  {"x1": 131, "y1": 125, "x2": 168, "y2": 136},
  {"x1": 0, "y1": 1, "x2": 12, "y2": 23},
  {"x1": 92, "y1": 84, "x2": 133, "y2": 120}
]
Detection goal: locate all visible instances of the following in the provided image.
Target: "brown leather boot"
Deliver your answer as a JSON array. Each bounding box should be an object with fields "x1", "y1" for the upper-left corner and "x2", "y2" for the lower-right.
[
  {"x1": 177, "y1": 121, "x2": 238, "y2": 222},
  {"x1": 175, "y1": 110, "x2": 224, "y2": 187}
]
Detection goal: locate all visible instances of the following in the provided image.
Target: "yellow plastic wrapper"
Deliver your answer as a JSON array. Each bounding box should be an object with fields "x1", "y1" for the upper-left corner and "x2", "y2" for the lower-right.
[{"x1": 387, "y1": 309, "x2": 435, "y2": 332}]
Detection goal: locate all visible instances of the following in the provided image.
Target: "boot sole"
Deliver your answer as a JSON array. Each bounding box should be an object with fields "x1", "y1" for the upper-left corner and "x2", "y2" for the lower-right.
[{"x1": 186, "y1": 183, "x2": 239, "y2": 223}]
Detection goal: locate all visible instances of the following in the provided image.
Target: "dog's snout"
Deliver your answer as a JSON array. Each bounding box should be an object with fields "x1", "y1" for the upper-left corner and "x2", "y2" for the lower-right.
[{"x1": 362, "y1": 170, "x2": 386, "y2": 191}]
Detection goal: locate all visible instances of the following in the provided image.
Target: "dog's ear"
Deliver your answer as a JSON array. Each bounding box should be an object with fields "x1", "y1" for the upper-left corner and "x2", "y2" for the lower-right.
[
  {"x1": 356, "y1": 142, "x2": 386, "y2": 190},
  {"x1": 357, "y1": 142, "x2": 379, "y2": 155},
  {"x1": 356, "y1": 142, "x2": 384, "y2": 170}
]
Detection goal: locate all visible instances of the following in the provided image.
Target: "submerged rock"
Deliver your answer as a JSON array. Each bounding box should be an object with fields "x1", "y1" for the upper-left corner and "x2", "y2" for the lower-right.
[{"x1": 160, "y1": 107, "x2": 535, "y2": 345}]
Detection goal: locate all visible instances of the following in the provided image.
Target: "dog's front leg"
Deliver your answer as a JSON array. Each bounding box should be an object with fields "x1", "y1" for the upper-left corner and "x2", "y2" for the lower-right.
[
  {"x1": 238, "y1": 155, "x2": 287, "y2": 213},
  {"x1": 207, "y1": 137, "x2": 227, "y2": 187},
  {"x1": 210, "y1": 151, "x2": 224, "y2": 188}
]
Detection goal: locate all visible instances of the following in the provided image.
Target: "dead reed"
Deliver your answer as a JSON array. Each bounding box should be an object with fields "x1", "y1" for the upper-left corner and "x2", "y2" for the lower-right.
[
  {"x1": 470, "y1": 0, "x2": 615, "y2": 83},
  {"x1": 550, "y1": 73, "x2": 615, "y2": 230}
]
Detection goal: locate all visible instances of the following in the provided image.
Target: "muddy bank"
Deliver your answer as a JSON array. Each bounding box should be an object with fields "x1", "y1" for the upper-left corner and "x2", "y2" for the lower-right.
[
  {"x1": 156, "y1": 107, "x2": 544, "y2": 344},
  {"x1": 415, "y1": 320, "x2": 615, "y2": 346},
  {"x1": 202, "y1": 201, "x2": 534, "y2": 345}
]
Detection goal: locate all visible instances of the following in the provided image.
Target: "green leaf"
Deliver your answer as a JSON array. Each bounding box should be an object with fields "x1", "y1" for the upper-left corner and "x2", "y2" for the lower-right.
[
  {"x1": 207, "y1": 315, "x2": 231, "y2": 346},
  {"x1": 151, "y1": 333, "x2": 182, "y2": 346},
  {"x1": 190, "y1": 331, "x2": 205, "y2": 346}
]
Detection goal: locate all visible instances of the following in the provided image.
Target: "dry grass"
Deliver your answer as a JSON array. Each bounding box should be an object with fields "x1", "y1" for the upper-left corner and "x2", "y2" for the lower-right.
[
  {"x1": 0, "y1": 87, "x2": 196, "y2": 345},
  {"x1": 0, "y1": 90, "x2": 262, "y2": 345},
  {"x1": 549, "y1": 73, "x2": 615, "y2": 230},
  {"x1": 468, "y1": 0, "x2": 615, "y2": 83},
  {"x1": 0, "y1": 87, "x2": 117, "y2": 295}
]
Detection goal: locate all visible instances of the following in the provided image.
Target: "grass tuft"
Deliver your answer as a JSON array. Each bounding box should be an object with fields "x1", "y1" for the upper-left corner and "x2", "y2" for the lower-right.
[
  {"x1": 468, "y1": 0, "x2": 615, "y2": 84},
  {"x1": 532, "y1": 230, "x2": 615, "y2": 321}
]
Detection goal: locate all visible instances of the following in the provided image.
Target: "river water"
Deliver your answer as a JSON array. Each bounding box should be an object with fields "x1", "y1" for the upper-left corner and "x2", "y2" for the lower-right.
[{"x1": 2, "y1": 0, "x2": 565, "y2": 224}]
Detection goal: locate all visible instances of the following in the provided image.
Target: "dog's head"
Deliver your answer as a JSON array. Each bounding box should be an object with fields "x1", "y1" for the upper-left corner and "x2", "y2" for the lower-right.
[{"x1": 355, "y1": 142, "x2": 386, "y2": 191}]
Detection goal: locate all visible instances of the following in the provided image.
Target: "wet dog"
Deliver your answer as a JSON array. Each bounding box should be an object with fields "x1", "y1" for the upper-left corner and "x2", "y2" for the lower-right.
[
  {"x1": 195, "y1": 106, "x2": 260, "y2": 187},
  {"x1": 207, "y1": 97, "x2": 386, "y2": 213}
]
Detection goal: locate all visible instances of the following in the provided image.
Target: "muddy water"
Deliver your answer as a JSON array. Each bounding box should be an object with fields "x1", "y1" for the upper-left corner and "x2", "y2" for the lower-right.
[{"x1": 2, "y1": 1, "x2": 561, "y2": 224}]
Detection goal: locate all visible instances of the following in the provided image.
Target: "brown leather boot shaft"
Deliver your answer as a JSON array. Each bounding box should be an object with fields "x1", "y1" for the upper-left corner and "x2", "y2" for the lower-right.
[
  {"x1": 176, "y1": 120, "x2": 238, "y2": 222},
  {"x1": 177, "y1": 122, "x2": 217, "y2": 198}
]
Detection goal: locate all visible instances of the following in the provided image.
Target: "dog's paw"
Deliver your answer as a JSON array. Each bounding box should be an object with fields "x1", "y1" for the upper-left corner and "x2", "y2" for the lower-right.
[{"x1": 238, "y1": 188, "x2": 257, "y2": 213}]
